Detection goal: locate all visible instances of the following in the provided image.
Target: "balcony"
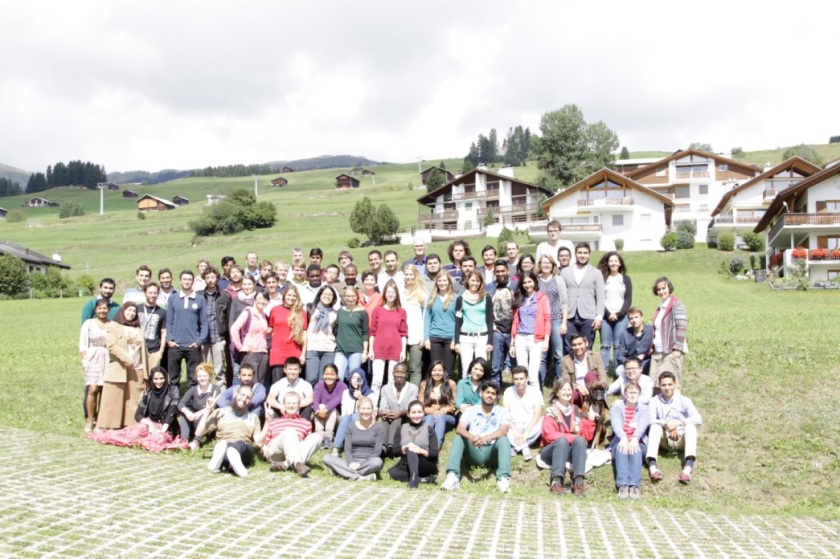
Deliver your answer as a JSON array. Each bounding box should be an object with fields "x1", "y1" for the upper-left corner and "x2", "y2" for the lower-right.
[
  {"x1": 673, "y1": 204, "x2": 692, "y2": 213},
  {"x1": 768, "y1": 213, "x2": 840, "y2": 246},
  {"x1": 675, "y1": 171, "x2": 710, "y2": 179},
  {"x1": 577, "y1": 197, "x2": 634, "y2": 207},
  {"x1": 453, "y1": 188, "x2": 500, "y2": 201},
  {"x1": 712, "y1": 216, "x2": 762, "y2": 225},
  {"x1": 418, "y1": 210, "x2": 458, "y2": 222}
]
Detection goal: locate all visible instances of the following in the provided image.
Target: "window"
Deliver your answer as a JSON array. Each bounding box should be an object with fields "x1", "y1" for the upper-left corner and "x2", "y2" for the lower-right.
[
  {"x1": 612, "y1": 215, "x2": 624, "y2": 226},
  {"x1": 827, "y1": 201, "x2": 840, "y2": 212},
  {"x1": 718, "y1": 164, "x2": 729, "y2": 171},
  {"x1": 675, "y1": 185, "x2": 690, "y2": 199},
  {"x1": 699, "y1": 184, "x2": 708, "y2": 195},
  {"x1": 828, "y1": 270, "x2": 840, "y2": 279},
  {"x1": 464, "y1": 202, "x2": 473, "y2": 210}
]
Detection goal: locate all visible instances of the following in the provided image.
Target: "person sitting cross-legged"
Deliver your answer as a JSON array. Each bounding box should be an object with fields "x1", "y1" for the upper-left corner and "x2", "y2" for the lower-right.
[
  {"x1": 261, "y1": 391, "x2": 323, "y2": 477},
  {"x1": 322, "y1": 396, "x2": 384, "y2": 481},
  {"x1": 441, "y1": 381, "x2": 512, "y2": 493},
  {"x1": 610, "y1": 381, "x2": 649, "y2": 500},
  {"x1": 646, "y1": 371, "x2": 702, "y2": 484}
]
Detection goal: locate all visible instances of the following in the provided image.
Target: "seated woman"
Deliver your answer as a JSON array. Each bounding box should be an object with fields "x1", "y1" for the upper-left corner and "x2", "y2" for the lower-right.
[
  {"x1": 178, "y1": 363, "x2": 222, "y2": 450},
  {"x1": 312, "y1": 363, "x2": 347, "y2": 449},
  {"x1": 388, "y1": 400, "x2": 439, "y2": 488},
  {"x1": 135, "y1": 367, "x2": 180, "y2": 435},
  {"x1": 419, "y1": 361, "x2": 458, "y2": 447},
  {"x1": 455, "y1": 357, "x2": 489, "y2": 415},
  {"x1": 332, "y1": 368, "x2": 373, "y2": 454},
  {"x1": 538, "y1": 378, "x2": 594, "y2": 496},
  {"x1": 322, "y1": 396, "x2": 384, "y2": 481},
  {"x1": 610, "y1": 381, "x2": 649, "y2": 500}
]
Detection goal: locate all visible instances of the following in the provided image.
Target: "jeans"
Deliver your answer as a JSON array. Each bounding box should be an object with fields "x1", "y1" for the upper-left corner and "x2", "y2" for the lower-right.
[
  {"x1": 491, "y1": 332, "x2": 513, "y2": 385},
  {"x1": 612, "y1": 441, "x2": 647, "y2": 488},
  {"x1": 305, "y1": 351, "x2": 335, "y2": 384},
  {"x1": 540, "y1": 436, "x2": 587, "y2": 483},
  {"x1": 507, "y1": 420, "x2": 543, "y2": 452},
  {"x1": 428, "y1": 338, "x2": 455, "y2": 377},
  {"x1": 333, "y1": 413, "x2": 359, "y2": 450},
  {"x1": 540, "y1": 319, "x2": 566, "y2": 387},
  {"x1": 323, "y1": 455, "x2": 383, "y2": 480},
  {"x1": 457, "y1": 334, "x2": 488, "y2": 377},
  {"x1": 332, "y1": 352, "x2": 362, "y2": 382},
  {"x1": 599, "y1": 316, "x2": 628, "y2": 372},
  {"x1": 514, "y1": 334, "x2": 543, "y2": 387},
  {"x1": 566, "y1": 314, "x2": 595, "y2": 353},
  {"x1": 406, "y1": 344, "x2": 423, "y2": 386},
  {"x1": 423, "y1": 413, "x2": 456, "y2": 446},
  {"x1": 446, "y1": 434, "x2": 511, "y2": 479}
]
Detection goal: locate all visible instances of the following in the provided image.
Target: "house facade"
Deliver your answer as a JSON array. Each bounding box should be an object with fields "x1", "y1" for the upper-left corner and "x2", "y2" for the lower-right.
[
  {"x1": 539, "y1": 168, "x2": 673, "y2": 252},
  {"x1": 271, "y1": 177, "x2": 288, "y2": 186},
  {"x1": 336, "y1": 174, "x2": 360, "y2": 189},
  {"x1": 137, "y1": 195, "x2": 176, "y2": 212},
  {"x1": 709, "y1": 157, "x2": 820, "y2": 246},
  {"x1": 414, "y1": 166, "x2": 551, "y2": 241},
  {"x1": 627, "y1": 149, "x2": 759, "y2": 242},
  {"x1": 755, "y1": 162, "x2": 840, "y2": 283},
  {"x1": 420, "y1": 166, "x2": 454, "y2": 186},
  {"x1": 0, "y1": 242, "x2": 71, "y2": 274},
  {"x1": 25, "y1": 197, "x2": 58, "y2": 207}
]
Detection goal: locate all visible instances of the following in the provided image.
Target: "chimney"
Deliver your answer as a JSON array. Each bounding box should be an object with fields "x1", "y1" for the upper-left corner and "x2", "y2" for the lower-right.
[
  {"x1": 53, "y1": 252, "x2": 61, "y2": 262},
  {"x1": 498, "y1": 165, "x2": 514, "y2": 178}
]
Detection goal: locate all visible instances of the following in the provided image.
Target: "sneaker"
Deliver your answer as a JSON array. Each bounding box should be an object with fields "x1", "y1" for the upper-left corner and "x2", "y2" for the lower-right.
[
  {"x1": 331, "y1": 448, "x2": 339, "y2": 456},
  {"x1": 441, "y1": 472, "x2": 461, "y2": 491},
  {"x1": 356, "y1": 473, "x2": 377, "y2": 482},
  {"x1": 294, "y1": 462, "x2": 311, "y2": 477},
  {"x1": 269, "y1": 460, "x2": 289, "y2": 472},
  {"x1": 535, "y1": 454, "x2": 550, "y2": 470},
  {"x1": 617, "y1": 485, "x2": 629, "y2": 500},
  {"x1": 497, "y1": 477, "x2": 511, "y2": 493},
  {"x1": 571, "y1": 483, "x2": 586, "y2": 497},
  {"x1": 649, "y1": 464, "x2": 662, "y2": 482},
  {"x1": 189, "y1": 440, "x2": 200, "y2": 452},
  {"x1": 679, "y1": 466, "x2": 693, "y2": 484},
  {"x1": 550, "y1": 482, "x2": 567, "y2": 495},
  {"x1": 522, "y1": 447, "x2": 532, "y2": 461},
  {"x1": 511, "y1": 449, "x2": 516, "y2": 457},
  {"x1": 629, "y1": 486, "x2": 641, "y2": 500}
]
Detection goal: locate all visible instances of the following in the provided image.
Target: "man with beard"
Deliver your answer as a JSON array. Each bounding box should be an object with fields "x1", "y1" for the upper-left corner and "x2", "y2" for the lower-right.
[
  {"x1": 140, "y1": 282, "x2": 167, "y2": 369},
  {"x1": 201, "y1": 266, "x2": 228, "y2": 388},
  {"x1": 490, "y1": 260, "x2": 516, "y2": 384},
  {"x1": 156, "y1": 268, "x2": 175, "y2": 309}
]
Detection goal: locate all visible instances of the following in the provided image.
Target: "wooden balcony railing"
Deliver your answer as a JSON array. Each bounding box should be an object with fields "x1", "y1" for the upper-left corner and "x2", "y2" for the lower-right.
[
  {"x1": 418, "y1": 210, "x2": 458, "y2": 222},
  {"x1": 768, "y1": 213, "x2": 840, "y2": 243},
  {"x1": 453, "y1": 189, "x2": 500, "y2": 201},
  {"x1": 675, "y1": 171, "x2": 710, "y2": 179},
  {"x1": 577, "y1": 197, "x2": 634, "y2": 207},
  {"x1": 561, "y1": 224, "x2": 602, "y2": 233}
]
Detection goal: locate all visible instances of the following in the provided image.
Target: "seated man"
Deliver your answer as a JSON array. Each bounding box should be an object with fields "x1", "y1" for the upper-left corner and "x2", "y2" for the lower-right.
[
  {"x1": 561, "y1": 334, "x2": 607, "y2": 407},
  {"x1": 378, "y1": 363, "x2": 418, "y2": 456},
  {"x1": 195, "y1": 384, "x2": 265, "y2": 477},
  {"x1": 266, "y1": 357, "x2": 314, "y2": 419},
  {"x1": 262, "y1": 391, "x2": 323, "y2": 477},
  {"x1": 646, "y1": 371, "x2": 702, "y2": 484},
  {"x1": 615, "y1": 306, "x2": 653, "y2": 378},
  {"x1": 607, "y1": 357, "x2": 653, "y2": 404},
  {"x1": 442, "y1": 381, "x2": 512, "y2": 493},
  {"x1": 214, "y1": 363, "x2": 266, "y2": 418},
  {"x1": 502, "y1": 366, "x2": 544, "y2": 460}
]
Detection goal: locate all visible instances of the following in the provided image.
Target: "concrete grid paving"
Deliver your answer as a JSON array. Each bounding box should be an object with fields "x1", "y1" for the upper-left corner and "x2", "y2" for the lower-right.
[{"x1": 0, "y1": 427, "x2": 837, "y2": 559}]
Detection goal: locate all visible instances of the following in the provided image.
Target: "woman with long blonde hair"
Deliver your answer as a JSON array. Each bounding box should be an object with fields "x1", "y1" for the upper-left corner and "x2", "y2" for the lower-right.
[
  {"x1": 423, "y1": 271, "x2": 457, "y2": 377},
  {"x1": 402, "y1": 264, "x2": 428, "y2": 386},
  {"x1": 267, "y1": 285, "x2": 307, "y2": 384}
]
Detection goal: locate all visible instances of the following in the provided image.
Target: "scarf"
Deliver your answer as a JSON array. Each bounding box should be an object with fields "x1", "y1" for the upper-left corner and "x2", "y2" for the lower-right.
[
  {"x1": 546, "y1": 401, "x2": 581, "y2": 434},
  {"x1": 237, "y1": 290, "x2": 256, "y2": 306},
  {"x1": 146, "y1": 381, "x2": 169, "y2": 422},
  {"x1": 313, "y1": 303, "x2": 332, "y2": 335}
]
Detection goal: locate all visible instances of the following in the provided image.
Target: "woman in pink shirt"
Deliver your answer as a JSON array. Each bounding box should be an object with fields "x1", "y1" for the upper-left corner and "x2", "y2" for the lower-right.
[
  {"x1": 231, "y1": 291, "x2": 270, "y2": 388},
  {"x1": 369, "y1": 280, "x2": 408, "y2": 404}
]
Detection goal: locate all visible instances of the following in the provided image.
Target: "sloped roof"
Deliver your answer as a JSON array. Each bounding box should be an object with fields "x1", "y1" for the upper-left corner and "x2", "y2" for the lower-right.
[
  {"x1": 416, "y1": 168, "x2": 553, "y2": 205},
  {"x1": 754, "y1": 163, "x2": 840, "y2": 233},
  {"x1": 711, "y1": 156, "x2": 821, "y2": 216},
  {"x1": 540, "y1": 167, "x2": 673, "y2": 212},
  {"x1": 626, "y1": 149, "x2": 759, "y2": 180},
  {"x1": 137, "y1": 194, "x2": 176, "y2": 208},
  {"x1": 0, "y1": 241, "x2": 71, "y2": 269}
]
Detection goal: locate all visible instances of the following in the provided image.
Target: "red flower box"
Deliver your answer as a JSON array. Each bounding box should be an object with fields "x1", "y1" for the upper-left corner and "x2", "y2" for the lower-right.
[
  {"x1": 791, "y1": 247, "x2": 808, "y2": 260},
  {"x1": 831, "y1": 249, "x2": 840, "y2": 260},
  {"x1": 771, "y1": 253, "x2": 784, "y2": 267},
  {"x1": 811, "y1": 248, "x2": 829, "y2": 260}
]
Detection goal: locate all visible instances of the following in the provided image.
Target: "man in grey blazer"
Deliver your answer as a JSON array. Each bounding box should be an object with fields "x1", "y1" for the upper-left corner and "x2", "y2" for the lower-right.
[{"x1": 560, "y1": 243, "x2": 605, "y2": 352}]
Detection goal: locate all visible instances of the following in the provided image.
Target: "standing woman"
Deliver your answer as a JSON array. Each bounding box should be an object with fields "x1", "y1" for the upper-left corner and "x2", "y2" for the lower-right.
[
  {"x1": 304, "y1": 286, "x2": 338, "y2": 384},
  {"x1": 453, "y1": 271, "x2": 494, "y2": 376},
  {"x1": 358, "y1": 270, "x2": 382, "y2": 321},
  {"x1": 536, "y1": 255, "x2": 568, "y2": 387},
  {"x1": 333, "y1": 287, "x2": 369, "y2": 381},
  {"x1": 230, "y1": 291, "x2": 270, "y2": 387},
  {"x1": 389, "y1": 400, "x2": 439, "y2": 488},
  {"x1": 267, "y1": 286, "x2": 308, "y2": 385},
  {"x1": 228, "y1": 276, "x2": 257, "y2": 382},
  {"x1": 423, "y1": 272, "x2": 457, "y2": 378},
  {"x1": 369, "y1": 280, "x2": 408, "y2": 404},
  {"x1": 322, "y1": 396, "x2": 385, "y2": 481},
  {"x1": 419, "y1": 361, "x2": 458, "y2": 446},
  {"x1": 510, "y1": 271, "x2": 551, "y2": 387},
  {"x1": 402, "y1": 264, "x2": 428, "y2": 386},
  {"x1": 650, "y1": 276, "x2": 687, "y2": 388},
  {"x1": 99, "y1": 303, "x2": 147, "y2": 429},
  {"x1": 79, "y1": 299, "x2": 111, "y2": 432},
  {"x1": 516, "y1": 253, "x2": 536, "y2": 279},
  {"x1": 539, "y1": 378, "x2": 595, "y2": 496},
  {"x1": 597, "y1": 251, "x2": 633, "y2": 372},
  {"x1": 135, "y1": 367, "x2": 180, "y2": 436}
]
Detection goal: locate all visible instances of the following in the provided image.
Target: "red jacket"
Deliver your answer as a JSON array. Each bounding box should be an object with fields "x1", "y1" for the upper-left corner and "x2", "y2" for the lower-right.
[
  {"x1": 511, "y1": 291, "x2": 552, "y2": 342},
  {"x1": 540, "y1": 402, "x2": 595, "y2": 446}
]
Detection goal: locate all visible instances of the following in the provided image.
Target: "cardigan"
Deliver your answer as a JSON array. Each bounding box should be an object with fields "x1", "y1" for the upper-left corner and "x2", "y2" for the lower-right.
[{"x1": 511, "y1": 291, "x2": 552, "y2": 342}]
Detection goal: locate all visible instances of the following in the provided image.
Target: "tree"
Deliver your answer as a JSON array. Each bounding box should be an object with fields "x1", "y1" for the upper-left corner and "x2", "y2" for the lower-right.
[
  {"x1": 782, "y1": 144, "x2": 823, "y2": 166},
  {"x1": 425, "y1": 168, "x2": 445, "y2": 192},
  {"x1": 619, "y1": 146, "x2": 630, "y2": 159},
  {"x1": 829, "y1": 136, "x2": 840, "y2": 144},
  {"x1": 688, "y1": 142, "x2": 713, "y2": 152},
  {"x1": 0, "y1": 255, "x2": 28, "y2": 296},
  {"x1": 59, "y1": 202, "x2": 85, "y2": 219},
  {"x1": 26, "y1": 172, "x2": 48, "y2": 194},
  {"x1": 583, "y1": 121, "x2": 619, "y2": 174},
  {"x1": 462, "y1": 160, "x2": 475, "y2": 173},
  {"x1": 189, "y1": 188, "x2": 276, "y2": 237},
  {"x1": 0, "y1": 178, "x2": 23, "y2": 197},
  {"x1": 349, "y1": 196, "x2": 399, "y2": 244},
  {"x1": 464, "y1": 142, "x2": 480, "y2": 167},
  {"x1": 731, "y1": 147, "x2": 744, "y2": 158},
  {"x1": 438, "y1": 161, "x2": 446, "y2": 170}
]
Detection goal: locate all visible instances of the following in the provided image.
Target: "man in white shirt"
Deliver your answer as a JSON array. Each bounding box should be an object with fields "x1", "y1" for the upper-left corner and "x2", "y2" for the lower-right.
[
  {"x1": 266, "y1": 358, "x2": 314, "y2": 419},
  {"x1": 503, "y1": 367, "x2": 544, "y2": 460},
  {"x1": 377, "y1": 250, "x2": 404, "y2": 291},
  {"x1": 646, "y1": 371, "x2": 702, "y2": 484},
  {"x1": 536, "y1": 220, "x2": 575, "y2": 271}
]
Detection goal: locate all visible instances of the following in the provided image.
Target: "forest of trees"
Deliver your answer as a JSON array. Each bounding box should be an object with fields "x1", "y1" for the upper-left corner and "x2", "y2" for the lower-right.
[
  {"x1": 25, "y1": 160, "x2": 108, "y2": 193},
  {"x1": 188, "y1": 164, "x2": 283, "y2": 178},
  {"x1": 464, "y1": 126, "x2": 533, "y2": 168},
  {"x1": 0, "y1": 178, "x2": 23, "y2": 197}
]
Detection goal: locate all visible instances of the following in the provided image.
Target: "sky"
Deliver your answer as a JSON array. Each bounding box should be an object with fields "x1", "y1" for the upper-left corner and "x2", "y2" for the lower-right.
[{"x1": 0, "y1": 0, "x2": 836, "y2": 174}]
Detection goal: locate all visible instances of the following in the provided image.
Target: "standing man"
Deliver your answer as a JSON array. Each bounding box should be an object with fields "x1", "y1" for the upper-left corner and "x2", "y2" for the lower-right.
[
  {"x1": 557, "y1": 246, "x2": 572, "y2": 271},
  {"x1": 273, "y1": 261, "x2": 291, "y2": 294},
  {"x1": 290, "y1": 261, "x2": 308, "y2": 289},
  {"x1": 218, "y1": 256, "x2": 235, "y2": 291},
  {"x1": 490, "y1": 260, "x2": 516, "y2": 384},
  {"x1": 615, "y1": 306, "x2": 653, "y2": 378},
  {"x1": 258, "y1": 260, "x2": 274, "y2": 289},
  {"x1": 537, "y1": 221, "x2": 575, "y2": 270},
  {"x1": 367, "y1": 250, "x2": 383, "y2": 277},
  {"x1": 337, "y1": 264, "x2": 359, "y2": 291},
  {"x1": 166, "y1": 270, "x2": 209, "y2": 390},
  {"x1": 402, "y1": 237, "x2": 428, "y2": 275},
  {"x1": 299, "y1": 264, "x2": 324, "y2": 306},
  {"x1": 505, "y1": 241, "x2": 521, "y2": 273},
  {"x1": 560, "y1": 242, "x2": 604, "y2": 351},
  {"x1": 244, "y1": 251, "x2": 260, "y2": 283},
  {"x1": 81, "y1": 278, "x2": 120, "y2": 322},
  {"x1": 201, "y1": 266, "x2": 227, "y2": 388},
  {"x1": 156, "y1": 268, "x2": 175, "y2": 309},
  {"x1": 442, "y1": 381, "x2": 512, "y2": 493},
  {"x1": 646, "y1": 372, "x2": 702, "y2": 484},
  {"x1": 123, "y1": 265, "x2": 152, "y2": 305},
  {"x1": 476, "y1": 245, "x2": 497, "y2": 289},
  {"x1": 140, "y1": 282, "x2": 167, "y2": 369},
  {"x1": 421, "y1": 254, "x2": 442, "y2": 294},
  {"x1": 377, "y1": 250, "x2": 404, "y2": 291}
]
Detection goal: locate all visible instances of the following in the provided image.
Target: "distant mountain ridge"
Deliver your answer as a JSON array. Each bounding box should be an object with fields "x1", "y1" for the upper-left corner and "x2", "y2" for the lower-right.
[
  {"x1": 262, "y1": 154, "x2": 385, "y2": 172},
  {"x1": 0, "y1": 163, "x2": 32, "y2": 187}
]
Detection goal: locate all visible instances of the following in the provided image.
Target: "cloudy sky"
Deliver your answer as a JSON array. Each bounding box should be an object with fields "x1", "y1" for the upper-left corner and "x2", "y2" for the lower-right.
[{"x1": 0, "y1": 0, "x2": 835, "y2": 173}]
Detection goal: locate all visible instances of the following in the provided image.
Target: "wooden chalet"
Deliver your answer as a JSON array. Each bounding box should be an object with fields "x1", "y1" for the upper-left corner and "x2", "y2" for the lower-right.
[
  {"x1": 122, "y1": 189, "x2": 139, "y2": 198},
  {"x1": 0, "y1": 207, "x2": 7, "y2": 219},
  {"x1": 362, "y1": 169, "x2": 376, "y2": 176},
  {"x1": 172, "y1": 195, "x2": 190, "y2": 206},
  {"x1": 25, "y1": 197, "x2": 58, "y2": 208},
  {"x1": 282, "y1": 166, "x2": 294, "y2": 173},
  {"x1": 0, "y1": 241, "x2": 71, "y2": 273},
  {"x1": 420, "y1": 166, "x2": 455, "y2": 185},
  {"x1": 336, "y1": 174, "x2": 360, "y2": 189},
  {"x1": 107, "y1": 183, "x2": 120, "y2": 191},
  {"x1": 137, "y1": 195, "x2": 177, "y2": 212},
  {"x1": 271, "y1": 177, "x2": 289, "y2": 186}
]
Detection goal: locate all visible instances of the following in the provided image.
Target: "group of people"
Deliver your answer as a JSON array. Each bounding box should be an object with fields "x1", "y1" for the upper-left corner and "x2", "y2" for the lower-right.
[{"x1": 78, "y1": 225, "x2": 700, "y2": 497}]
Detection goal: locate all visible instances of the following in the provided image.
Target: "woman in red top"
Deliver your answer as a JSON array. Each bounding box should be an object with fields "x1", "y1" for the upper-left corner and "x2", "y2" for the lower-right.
[
  {"x1": 368, "y1": 280, "x2": 407, "y2": 404},
  {"x1": 267, "y1": 286, "x2": 307, "y2": 385},
  {"x1": 539, "y1": 378, "x2": 595, "y2": 496}
]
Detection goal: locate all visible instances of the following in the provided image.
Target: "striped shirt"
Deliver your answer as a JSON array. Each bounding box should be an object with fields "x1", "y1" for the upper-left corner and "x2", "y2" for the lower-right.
[{"x1": 265, "y1": 414, "x2": 312, "y2": 445}]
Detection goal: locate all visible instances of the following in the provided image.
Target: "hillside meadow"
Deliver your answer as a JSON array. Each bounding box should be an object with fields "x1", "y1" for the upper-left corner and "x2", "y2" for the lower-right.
[{"x1": 0, "y1": 154, "x2": 838, "y2": 519}]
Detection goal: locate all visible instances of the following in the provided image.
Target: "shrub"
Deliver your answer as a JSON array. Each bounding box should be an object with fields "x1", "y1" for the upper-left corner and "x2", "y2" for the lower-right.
[
  {"x1": 59, "y1": 202, "x2": 85, "y2": 219},
  {"x1": 347, "y1": 237, "x2": 360, "y2": 248},
  {"x1": 497, "y1": 227, "x2": 514, "y2": 252},
  {"x1": 675, "y1": 220, "x2": 697, "y2": 236},
  {"x1": 718, "y1": 232, "x2": 735, "y2": 251},
  {"x1": 728, "y1": 255, "x2": 746, "y2": 275},
  {"x1": 614, "y1": 238, "x2": 624, "y2": 251},
  {"x1": 349, "y1": 197, "x2": 399, "y2": 244},
  {"x1": 660, "y1": 232, "x2": 678, "y2": 251},
  {"x1": 749, "y1": 255, "x2": 757, "y2": 270},
  {"x1": 742, "y1": 231, "x2": 765, "y2": 252},
  {"x1": 707, "y1": 239, "x2": 717, "y2": 249},
  {"x1": 676, "y1": 231, "x2": 695, "y2": 250},
  {"x1": 189, "y1": 189, "x2": 276, "y2": 237},
  {"x1": 137, "y1": 211, "x2": 146, "y2": 220},
  {"x1": 29, "y1": 267, "x2": 72, "y2": 298},
  {"x1": 0, "y1": 255, "x2": 28, "y2": 296},
  {"x1": 75, "y1": 274, "x2": 96, "y2": 296},
  {"x1": 5, "y1": 209, "x2": 25, "y2": 223}
]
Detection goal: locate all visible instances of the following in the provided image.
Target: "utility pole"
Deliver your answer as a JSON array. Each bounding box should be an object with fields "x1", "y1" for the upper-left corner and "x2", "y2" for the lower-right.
[
  {"x1": 252, "y1": 174, "x2": 259, "y2": 198},
  {"x1": 96, "y1": 182, "x2": 107, "y2": 215}
]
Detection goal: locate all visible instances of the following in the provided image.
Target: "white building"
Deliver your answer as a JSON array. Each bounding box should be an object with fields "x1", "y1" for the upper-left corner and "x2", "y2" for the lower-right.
[
  {"x1": 625, "y1": 149, "x2": 760, "y2": 242},
  {"x1": 538, "y1": 168, "x2": 673, "y2": 252}
]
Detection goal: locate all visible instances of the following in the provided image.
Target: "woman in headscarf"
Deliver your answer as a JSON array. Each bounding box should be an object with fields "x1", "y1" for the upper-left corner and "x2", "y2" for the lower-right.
[
  {"x1": 135, "y1": 367, "x2": 180, "y2": 435},
  {"x1": 98, "y1": 302, "x2": 147, "y2": 429}
]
